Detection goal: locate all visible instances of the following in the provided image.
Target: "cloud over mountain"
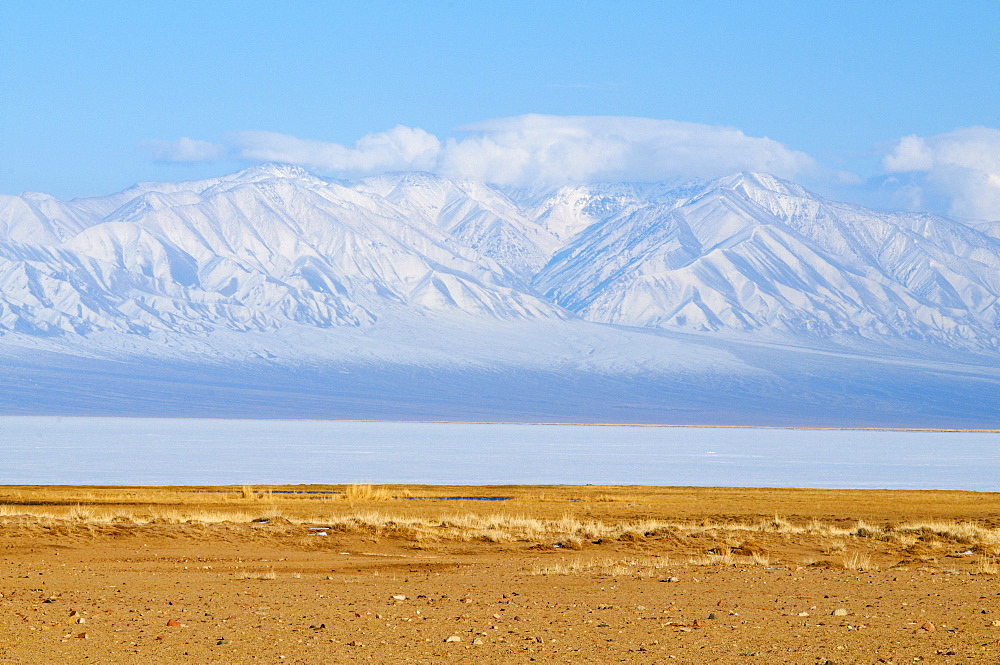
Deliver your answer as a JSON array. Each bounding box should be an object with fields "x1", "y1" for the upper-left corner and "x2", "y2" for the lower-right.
[
  {"x1": 142, "y1": 137, "x2": 227, "y2": 163},
  {"x1": 143, "y1": 117, "x2": 1000, "y2": 221},
  {"x1": 435, "y1": 115, "x2": 818, "y2": 185},
  {"x1": 882, "y1": 126, "x2": 1000, "y2": 220},
  {"x1": 146, "y1": 115, "x2": 817, "y2": 187},
  {"x1": 234, "y1": 126, "x2": 443, "y2": 174}
]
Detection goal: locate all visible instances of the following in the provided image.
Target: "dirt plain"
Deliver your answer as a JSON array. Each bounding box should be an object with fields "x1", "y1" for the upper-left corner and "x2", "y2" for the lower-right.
[{"x1": 1, "y1": 484, "x2": 999, "y2": 664}]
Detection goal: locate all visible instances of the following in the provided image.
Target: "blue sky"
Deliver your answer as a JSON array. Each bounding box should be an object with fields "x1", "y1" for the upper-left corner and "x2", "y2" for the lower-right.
[{"x1": 2, "y1": 1, "x2": 999, "y2": 218}]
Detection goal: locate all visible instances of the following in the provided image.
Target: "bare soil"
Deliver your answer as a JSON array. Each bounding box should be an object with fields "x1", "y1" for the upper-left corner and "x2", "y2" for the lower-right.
[{"x1": 1, "y1": 485, "x2": 999, "y2": 664}]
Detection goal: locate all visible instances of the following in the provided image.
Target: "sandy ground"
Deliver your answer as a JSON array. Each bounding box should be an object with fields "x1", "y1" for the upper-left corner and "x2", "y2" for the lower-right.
[{"x1": 1, "y1": 485, "x2": 999, "y2": 664}]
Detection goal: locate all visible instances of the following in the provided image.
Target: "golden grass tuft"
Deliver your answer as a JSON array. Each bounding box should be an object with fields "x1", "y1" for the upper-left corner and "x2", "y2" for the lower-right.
[
  {"x1": 238, "y1": 485, "x2": 273, "y2": 501},
  {"x1": 558, "y1": 536, "x2": 585, "y2": 551},
  {"x1": 841, "y1": 550, "x2": 875, "y2": 571},
  {"x1": 342, "y1": 484, "x2": 396, "y2": 502},
  {"x1": 975, "y1": 557, "x2": 999, "y2": 575},
  {"x1": 234, "y1": 569, "x2": 276, "y2": 580},
  {"x1": 530, "y1": 555, "x2": 672, "y2": 577}
]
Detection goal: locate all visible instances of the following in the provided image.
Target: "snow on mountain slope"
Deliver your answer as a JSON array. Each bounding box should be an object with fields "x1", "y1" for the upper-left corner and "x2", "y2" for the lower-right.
[
  {"x1": 2, "y1": 165, "x2": 1000, "y2": 357},
  {"x1": 536, "y1": 173, "x2": 1000, "y2": 350},
  {"x1": 971, "y1": 220, "x2": 1000, "y2": 240},
  {"x1": 3, "y1": 317, "x2": 999, "y2": 427},
  {"x1": 0, "y1": 192, "x2": 99, "y2": 244},
  {"x1": 354, "y1": 172, "x2": 561, "y2": 278},
  {"x1": 0, "y1": 166, "x2": 563, "y2": 335}
]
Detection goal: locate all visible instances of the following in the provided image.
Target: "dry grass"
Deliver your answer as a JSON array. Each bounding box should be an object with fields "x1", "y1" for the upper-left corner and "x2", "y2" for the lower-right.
[
  {"x1": 686, "y1": 547, "x2": 772, "y2": 567},
  {"x1": 234, "y1": 570, "x2": 276, "y2": 580},
  {"x1": 341, "y1": 484, "x2": 397, "y2": 502},
  {"x1": 3, "y1": 496, "x2": 1000, "y2": 554},
  {"x1": 841, "y1": 551, "x2": 876, "y2": 571},
  {"x1": 239, "y1": 485, "x2": 273, "y2": 501},
  {"x1": 2, "y1": 502, "x2": 998, "y2": 556},
  {"x1": 2, "y1": 485, "x2": 1000, "y2": 577},
  {"x1": 975, "y1": 557, "x2": 999, "y2": 575},
  {"x1": 531, "y1": 556, "x2": 672, "y2": 577}
]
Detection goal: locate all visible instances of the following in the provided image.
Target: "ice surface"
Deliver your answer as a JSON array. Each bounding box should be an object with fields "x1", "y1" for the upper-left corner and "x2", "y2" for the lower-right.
[{"x1": 0, "y1": 417, "x2": 995, "y2": 490}]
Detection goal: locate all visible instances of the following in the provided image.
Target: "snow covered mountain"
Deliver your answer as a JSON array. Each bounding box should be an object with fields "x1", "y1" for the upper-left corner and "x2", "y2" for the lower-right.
[
  {"x1": 537, "y1": 173, "x2": 1000, "y2": 350},
  {"x1": 3, "y1": 165, "x2": 999, "y2": 351},
  {"x1": 2, "y1": 165, "x2": 1000, "y2": 426},
  {"x1": 0, "y1": 164, "x2": 561, "y2": 336}
]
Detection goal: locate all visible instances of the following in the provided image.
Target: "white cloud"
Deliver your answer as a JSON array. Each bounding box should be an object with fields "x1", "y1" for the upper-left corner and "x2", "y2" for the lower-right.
[
  {"x1": 882, "y1": 135, "x2": 935, "y2": 172},
  {"x1": 882, "y1": 127, "x2": 1000, "y2": 220},
  {"x1": 142, "y1": 137, "x2": 226, "y2": 163},
  {"x1": 438, "y1": 115, "x2": 817, "y2": 185},
  {"x1": 233, "y1": 125, "x2": 441, "y2": 175},
  {"x1": 155, "y1": 115, "x2": 816, "y2": 187}
]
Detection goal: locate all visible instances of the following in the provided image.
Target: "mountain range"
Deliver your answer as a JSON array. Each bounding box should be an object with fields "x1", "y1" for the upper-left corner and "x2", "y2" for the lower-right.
[{"x1": 1, "y1": 165, "x2": 998, "y2": 427}]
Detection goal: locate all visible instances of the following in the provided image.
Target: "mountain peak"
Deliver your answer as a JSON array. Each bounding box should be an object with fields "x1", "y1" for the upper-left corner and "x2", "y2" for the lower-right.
[
  {"x1": 229, "y1": 162, "x2": 318, "y2": 183},
  {"x1": 20, "y1": 191, "x2": 56, "y2": 201},
  {"x1": 709, "y1": 172, "x2": 813, "y2": 199}
]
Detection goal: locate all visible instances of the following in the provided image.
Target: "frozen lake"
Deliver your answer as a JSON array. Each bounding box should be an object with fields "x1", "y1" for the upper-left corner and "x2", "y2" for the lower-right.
[{"x1": 0, "y1": 417, "x2": 996, "y2": 491}]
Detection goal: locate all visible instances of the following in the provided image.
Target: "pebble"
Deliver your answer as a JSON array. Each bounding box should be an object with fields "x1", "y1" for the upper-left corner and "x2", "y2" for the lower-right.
[
  {"x1": 992, "y1": 620, "x2": 1000, "y2": 627},
  {"x1": 166, "y1": 619, "x2": 181, "y2": 627},
  {"x1": 392, "y1": 595, "x2": 407, "y2": 601},
  {"x1": 75, "y1": 632, "x2": 88, "y2": 639},
  {"x1": 472, "y1": 638, "x2": 484, "y2": 645},
  {"x1": 921, "y1": 621, "x2": 935, "y2": 632},
  {"x1": 445, "y1": 635, "x2": 462, "y2": 642},
  {"x1": 831, "y1": 608, "x2": 848, "y2": 616},
  {"x1": 797, "y1": 612, "x2": 810, "y2": 617}
]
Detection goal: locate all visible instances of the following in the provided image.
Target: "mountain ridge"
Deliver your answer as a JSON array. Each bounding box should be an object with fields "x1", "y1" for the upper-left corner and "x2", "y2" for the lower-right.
[{"x1": 2, "y1": 165, "x2": 999, "y2": 355}]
